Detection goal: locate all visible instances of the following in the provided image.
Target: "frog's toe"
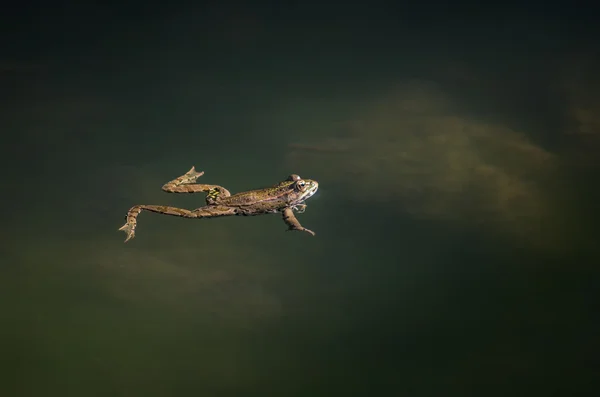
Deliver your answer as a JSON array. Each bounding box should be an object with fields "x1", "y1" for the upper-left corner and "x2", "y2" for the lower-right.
[
  {"x1": 292, "y1": 204, "x2": 307, "y2": 213},
  {"x1": 118, "y1": 223, "x2": 136, "y2": 242},
  {"x1": 303, "y1": 228, "x2": 316, "y2": 236},
  {"x1": 182, "y1": 166, "x2": 205, "y2": 183},
  {"x1": 286, "y1": 226, "x2": 315, "y2": 236}
]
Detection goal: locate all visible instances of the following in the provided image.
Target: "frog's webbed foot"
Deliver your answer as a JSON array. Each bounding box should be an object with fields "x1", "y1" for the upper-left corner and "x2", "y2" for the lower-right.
[
  {"x1": 162, "y1": 166, "x2": 205, "y2": 192},
  {"x1": 282, "y1": 207, "x2": 315, "y2": 236},
  {"x1": 161, "y1": 166, "x2": 232, "y2": 201},
  {"x1": 118, "y1": 222, "x2": 136, "y2": 243},
  {"x1": 179, "y1": 166, "x2": 205, "y2": 184}
]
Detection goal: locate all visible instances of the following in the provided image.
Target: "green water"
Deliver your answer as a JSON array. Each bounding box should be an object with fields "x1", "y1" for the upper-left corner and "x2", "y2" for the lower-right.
[{"x1": 1, "y1": 4, "x2": 598, "y2": 396}]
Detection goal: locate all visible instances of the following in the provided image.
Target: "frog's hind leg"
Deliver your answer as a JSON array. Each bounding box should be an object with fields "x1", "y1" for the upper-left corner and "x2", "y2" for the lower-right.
[
  {"x1": 119, "y1": 205, "x2": 194, "y2": 243},
  {"x1": 161, "y1": 166, "x2": 232, "y2": 204},
  {"x1": 161, "y1": 166, "x2": 232, "y2": 196},
  {"x1": 118, "y1": 204, "x2": 236, "y2": 243}
]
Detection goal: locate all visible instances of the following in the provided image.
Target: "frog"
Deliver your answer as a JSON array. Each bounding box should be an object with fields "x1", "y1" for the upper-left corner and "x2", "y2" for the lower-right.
[{"x1": 118, "y1": 166, "x2": 319, "y2": 242}]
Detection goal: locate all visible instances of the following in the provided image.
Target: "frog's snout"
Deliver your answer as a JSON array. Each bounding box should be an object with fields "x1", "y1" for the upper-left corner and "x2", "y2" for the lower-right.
[{"x1": 307, "y1": 181, "x2": 319, "y2": 197}]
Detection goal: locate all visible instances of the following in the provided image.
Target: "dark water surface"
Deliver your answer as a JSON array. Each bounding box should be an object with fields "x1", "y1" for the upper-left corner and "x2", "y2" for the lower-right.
[{"x1": 1, "y1": 3, "x2": 598, "y2": 396}]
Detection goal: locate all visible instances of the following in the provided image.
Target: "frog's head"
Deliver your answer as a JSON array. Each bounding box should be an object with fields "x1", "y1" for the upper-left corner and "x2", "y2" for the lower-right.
[{"x1": 283, "y1": 174, "x2": 319, "y2": 204}]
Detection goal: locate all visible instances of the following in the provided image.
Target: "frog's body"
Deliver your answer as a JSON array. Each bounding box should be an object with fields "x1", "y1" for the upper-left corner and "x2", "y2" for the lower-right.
[{"x1": 118, "y1": 166, "x2": 318, "y2": 242}]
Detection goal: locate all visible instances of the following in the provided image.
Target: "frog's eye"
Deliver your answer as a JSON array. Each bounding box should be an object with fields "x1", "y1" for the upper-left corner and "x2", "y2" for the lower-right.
[
  {"x1": 287, "y1": 174, "x2": 301, "y2": 181},
  {"x1": 296, "y1": 180, "x2": 306, "y2": 189}
]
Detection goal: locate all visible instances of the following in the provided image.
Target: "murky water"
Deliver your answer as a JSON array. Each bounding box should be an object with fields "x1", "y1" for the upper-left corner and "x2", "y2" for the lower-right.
[{"x1": 1, "y1": 4, "x2": 598, "y2": 396}]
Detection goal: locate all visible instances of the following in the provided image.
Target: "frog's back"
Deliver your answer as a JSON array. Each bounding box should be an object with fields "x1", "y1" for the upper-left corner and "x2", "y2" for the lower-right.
[{"x1": 219, "y1": 184, "x2": 287, "y2": 208}]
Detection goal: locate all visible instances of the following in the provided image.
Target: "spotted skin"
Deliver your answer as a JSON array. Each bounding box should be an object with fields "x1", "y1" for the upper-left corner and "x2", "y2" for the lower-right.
[{"x1": 118, "y1": 166, "x2": 318, "y2": 242}]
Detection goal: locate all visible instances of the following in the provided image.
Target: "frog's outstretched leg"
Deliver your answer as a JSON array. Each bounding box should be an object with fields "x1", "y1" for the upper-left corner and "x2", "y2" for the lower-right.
[
  {"x1": 282, "y1": 207, "x2": 315, "y2": 236},
  {"x1": 118, "y1": 204, "x2": 236, "y2": 243},
  {"x1": 161, "y1": 166, "x2": 231, "y2": 204}
]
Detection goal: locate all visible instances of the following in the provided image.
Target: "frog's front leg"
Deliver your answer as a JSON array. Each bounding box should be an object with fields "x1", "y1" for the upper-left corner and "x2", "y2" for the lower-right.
[
  {"x1": 161, "y1": 166, "x2": 232, "y2": 205},
  {"x1": 291, "y1": 204, "x2": 307, "y2": 214},
  {"x1": 118, "y1": 204, "x2": 236, "y2": 242},
  {"x1": 281, "y1": 207, "x2": 315, "y2": 236}
]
